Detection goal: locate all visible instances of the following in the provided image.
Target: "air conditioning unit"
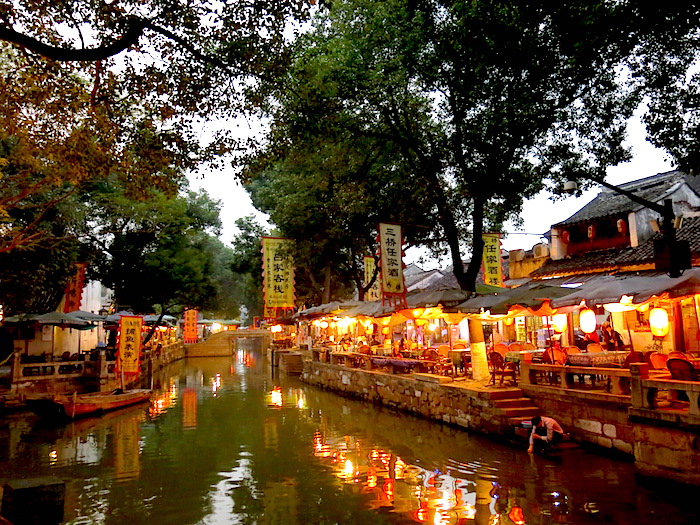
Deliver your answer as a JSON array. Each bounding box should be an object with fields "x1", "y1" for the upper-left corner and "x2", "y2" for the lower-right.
[
  {"x1": 533, "y1": 243, "x2": 550, "y2": 259},
  {"x1": 510, "y1": 249, "x2": 525, "y2": 262}
]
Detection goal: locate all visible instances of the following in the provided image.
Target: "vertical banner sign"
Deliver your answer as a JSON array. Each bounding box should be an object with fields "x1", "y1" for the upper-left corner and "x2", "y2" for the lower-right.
[
  {"x1": 62, "y1": 262, "x2": 87, "y2": 313},
  {"x1": 118, "y1": 316, "x2": 142, "y2": 375},
  {"x1": 363, "y1": 256, "x2": 381, "y2": 302},
  {"x1": 183, "y1": 309, "x2": 198, "y2": 344},
  {"x1": 262, "y1": 237, "x2": 296, "y2": 319},
  {"x1": 482, "y1": 233, "x2": 504, "y2": 287},
  {"x1": 379, "y1": 223, "x2": 407, "y2": 307}
]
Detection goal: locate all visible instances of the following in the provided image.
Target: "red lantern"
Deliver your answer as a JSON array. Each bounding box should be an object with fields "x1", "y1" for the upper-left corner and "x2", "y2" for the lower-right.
[
  {"x1": 561, "y1": 230, "x2": 570, "y2": 244},
  {"x1": 617, "y1": 219, "x2": 627, "y2": 235}
]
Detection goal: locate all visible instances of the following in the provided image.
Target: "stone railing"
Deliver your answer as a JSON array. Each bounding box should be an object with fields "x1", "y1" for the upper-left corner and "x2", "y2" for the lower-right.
[
  {"x1": 520, "y1": 362, "x2": 632, "y2": 395},
  {"x1": 522, "y1": 362, "x2": 700, "y2": 427},
  {"x1": 628, "y1": 363, "x2": 700, "y2": 426},
  {"x1": 10, "y1": 341, "x2": 185, "y2": 394}
]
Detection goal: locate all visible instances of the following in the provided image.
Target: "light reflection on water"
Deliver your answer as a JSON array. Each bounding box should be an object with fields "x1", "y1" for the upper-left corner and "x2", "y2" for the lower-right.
[{"x1": 0, "y1": 341, "x2": 698, "y2": 524}]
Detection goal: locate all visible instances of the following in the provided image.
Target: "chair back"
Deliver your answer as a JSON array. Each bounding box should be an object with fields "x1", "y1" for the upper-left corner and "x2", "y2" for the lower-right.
[
  {"x1": 623, "y1": 351, "x2": 644, "y2": 368},
  {"x1": 668, "y1": 351, "x2": 689, "y2": 359},
  {"x1": 493, "y1": 343, "x2": 509, "y2": 357},
  {"x1": 587, "y1": 343, "x2": 604, "y2": 353},
  {"x1": 425, "y1": 349, "x2": 440, "y2": 361},
  {"x1": 649, "y1": 352, "x2": 668, "y2": 370},
  {"x1": 522, "y1": 342, "x2": 536, "y2": 351},
  {"x1": 565, "y1": 346, "x2": 581, "y2": 354},
  {"x1": 666, "y1": 358, "x2": 698, "y2": 381},
  {"x1": 453, "y1": 342, "x2": 467, "y2": 349},
  {"x1": 541, "y1": 348, "x2": 553, "y2": 364},
  {"x1": 509, "y1": 342, "x2": 524, "y2": 353},
  {"x1": 555, "y1": 347, "x2": 569, "y2": 365},
  {"x1": 489, "y1": 351, "x2": 506, "y2": 370},
  {"x1": 359, "y1": 345, "x2": 371, "y2": 355},
  {"x1": 437, "y1": 345, "x2": 450, "y2": 359}
]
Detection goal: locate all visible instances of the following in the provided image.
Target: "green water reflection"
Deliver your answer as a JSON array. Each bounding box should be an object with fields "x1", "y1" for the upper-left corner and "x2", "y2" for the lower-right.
[{"x1": 1, "y1": 341, "x2": 699, "y2": 524}]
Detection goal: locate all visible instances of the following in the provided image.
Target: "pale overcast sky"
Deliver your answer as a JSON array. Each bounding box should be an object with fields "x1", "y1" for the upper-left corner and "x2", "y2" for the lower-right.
[{"x1": 187, "y1": 113, "x2": 675, "y2": 265}]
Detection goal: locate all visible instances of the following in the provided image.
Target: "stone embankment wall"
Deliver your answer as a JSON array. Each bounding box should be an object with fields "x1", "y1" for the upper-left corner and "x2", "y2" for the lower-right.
[
  {"x1": 301, "y1": 362, "x2": 526, "y2": 439},
  {"x1": 303, "y1": 361, "x2": 700, "y2": 485},
  {"x1": 520, "y1": 386, "x2": 634, "y2": 455}
]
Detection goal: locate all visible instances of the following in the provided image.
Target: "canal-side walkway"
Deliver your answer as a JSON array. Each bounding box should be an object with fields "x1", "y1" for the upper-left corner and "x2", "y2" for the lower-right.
[{"x1": 301, "y1": 359, "x2": 700, "y2": 486}]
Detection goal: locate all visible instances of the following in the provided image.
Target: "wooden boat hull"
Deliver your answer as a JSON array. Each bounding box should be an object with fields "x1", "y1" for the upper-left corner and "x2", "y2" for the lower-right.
[{"x1": 27, "y1": 389, "x2": 152, "y2": 420}]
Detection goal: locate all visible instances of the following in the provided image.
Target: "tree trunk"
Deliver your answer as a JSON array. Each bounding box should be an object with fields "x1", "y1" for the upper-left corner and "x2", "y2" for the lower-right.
[
  {"x1": 322, "y1": 264, "x2": 332, "y2": 304},
  {"x1": 467, "y1": 194, "x2": 490, "y2": 380}
]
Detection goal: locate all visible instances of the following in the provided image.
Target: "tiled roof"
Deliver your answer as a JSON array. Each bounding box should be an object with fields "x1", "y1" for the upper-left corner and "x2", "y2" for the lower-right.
[
  {"x1": 533, "y1": 215, "x2": 700, "y2": 277},
  {"x1": 554, "y1": 170, "x2": 690, "y2": 227}
]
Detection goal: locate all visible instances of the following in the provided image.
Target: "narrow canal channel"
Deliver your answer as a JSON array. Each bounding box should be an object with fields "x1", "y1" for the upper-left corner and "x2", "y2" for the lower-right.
[{"x1": 2, "y1": 339, "x2": 699, "y2": 525}]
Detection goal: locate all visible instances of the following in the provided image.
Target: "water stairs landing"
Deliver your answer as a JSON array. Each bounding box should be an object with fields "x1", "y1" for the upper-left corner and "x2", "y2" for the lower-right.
[{"x1": 488, "y1": 387, "x2": 540, "y2": 441}]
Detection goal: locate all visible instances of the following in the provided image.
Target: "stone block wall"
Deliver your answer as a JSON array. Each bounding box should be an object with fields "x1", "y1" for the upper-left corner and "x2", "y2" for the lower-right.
[
  {"x1": 302, "y1": 362, "x2": 522, "y2": 439},
  {"x1": 521, "y1": 386, "x2": 635, "y2": 456}
]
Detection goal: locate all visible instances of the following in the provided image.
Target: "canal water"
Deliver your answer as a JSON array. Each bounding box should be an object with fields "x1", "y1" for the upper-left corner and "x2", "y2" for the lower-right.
[{"x1": 2, "y1": 340, "x2": 699, "y2": 525}]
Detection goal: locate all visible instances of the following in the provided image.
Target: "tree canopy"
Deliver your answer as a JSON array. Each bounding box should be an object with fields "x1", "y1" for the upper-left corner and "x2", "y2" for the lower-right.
[
  {"x1": 0, "y1": 0, "x2": 312, "y2": 251},
  {"x1": 245, "y1": 0, "x2": 700, "y2": 295}
]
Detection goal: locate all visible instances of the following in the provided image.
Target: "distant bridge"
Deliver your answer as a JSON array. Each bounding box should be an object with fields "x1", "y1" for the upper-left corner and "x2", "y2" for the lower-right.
[{"x1": 185, "y1": 329, "x2": 271, "y2": 357}]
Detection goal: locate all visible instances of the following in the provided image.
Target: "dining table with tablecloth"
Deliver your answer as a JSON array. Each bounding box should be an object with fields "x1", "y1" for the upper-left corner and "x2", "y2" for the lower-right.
[{"x1": 566, "y1": 351, "x2": 628, "y2": 367}]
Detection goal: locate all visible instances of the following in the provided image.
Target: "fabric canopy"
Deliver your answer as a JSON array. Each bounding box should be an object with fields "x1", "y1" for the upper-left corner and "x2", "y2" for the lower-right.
[
  {"x1": 68, "y1": 310, "x2": 107, "y2": 322},
  {"x1": 457, "y1": 283, "x2": 572, "y2": 315},
  {"x1": 294, "y1": 301, "x2": 365, "y2": 320},
  {"x1": 550, "y1": 268, "x2": 700, "y2": 308},
  {"x1": 338, "y1": 301, "x2": 395, "y2": 318}
]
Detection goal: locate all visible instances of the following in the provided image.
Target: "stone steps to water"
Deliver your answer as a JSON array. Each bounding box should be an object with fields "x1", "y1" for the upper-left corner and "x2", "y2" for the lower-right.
[
  {"x1": 483, "y1": 388, "x2": 540, "y2": 441},
  {"x1": 493, "y1": 397, "x2": 534, "y2": 408},
  {"x1": 497, "y1": 406, "x2": 539, "y2": 418}
]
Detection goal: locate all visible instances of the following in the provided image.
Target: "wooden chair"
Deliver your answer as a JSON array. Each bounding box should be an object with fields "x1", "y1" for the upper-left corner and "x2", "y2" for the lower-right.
[
  {"x1": 668, "y1": 351, "x2": 689, "y2": 359},
  {"x1": 587, "y1": 343, "x2": 604, "y2": 353},
  {"x1": 565, "y1": 346, "x2": 581, "y2": 355},
  {"x1": 425, "y1": 348, "x2": 454, "y2": 376},
  {"x1": 509, "y1": 342, "x2": 524, "y2": 353},
  {"x1": 493, "y1": 343, "x2": 509, "y2": 357},
  {"x1": 358, "y1": 345, "x2": 371, "y2": 355},
  {"x1": 623, "y1": 351, "x2": 645, "y2": 368},
  {"x1": 437, "y1": 345, "x2": 451, "y2": 358},
  {"x1": 666, "y1": 358, "x2": 698, "y2": 381},
  {"x1": 488, "y1": 351, "x2": 517, "y2": 386},
  {"x1": 522, "y1": 342, "x2": 536, "y2": 351},
  {"x1": 649, "y1": 352, "x2": 669, "y2": 370},
  {"x1": 666, "y1": 358, "x2": 698, "y2": 402},
  {"x1": 453, "y1": 342, "x2": 467, "y2": 349}
]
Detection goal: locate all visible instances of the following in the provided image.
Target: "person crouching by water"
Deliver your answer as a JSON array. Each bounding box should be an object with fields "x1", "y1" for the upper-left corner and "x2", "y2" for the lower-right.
[{"x1": 528, "y1": 415, "x2": 565, "y2": 454}]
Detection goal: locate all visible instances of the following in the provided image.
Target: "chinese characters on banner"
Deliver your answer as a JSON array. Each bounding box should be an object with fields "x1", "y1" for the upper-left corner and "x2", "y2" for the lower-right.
[
  {"x1": 62, "y1": 262, "x2": 87, "y2": 313},
  {"x1": 262, "y1": 237, "x2": 296, "y2": 319},
  {"x1": 363, "y1": 256, "x2": 381, "y2": 301},
  {"x1": 183, "y1": 309, "x2": 198, "y2": 344},
  {"x1": 118, "y1": 316, "x2": 143, "y2": 375},
  {"x1": 481, "y1": 233, "x2": 504, "y2": 287},
  {"x1": 378, "y1": 223, "x2": 407, "y2": 307}
]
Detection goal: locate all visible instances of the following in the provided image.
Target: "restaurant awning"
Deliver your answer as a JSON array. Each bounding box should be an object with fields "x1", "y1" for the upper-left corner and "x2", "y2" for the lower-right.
[
  {"x1": 456, "y1": 283, "x2": 573, "y2": 315},
  {"x1": 550, "y1": 267, "x2": 700, "y2": 308},
  {"x1": 294, "y1": 301, "x2": 365, "y2": 320},
  {"x1": 338, "y1": 301, "x2": 395, "y2": 318}
]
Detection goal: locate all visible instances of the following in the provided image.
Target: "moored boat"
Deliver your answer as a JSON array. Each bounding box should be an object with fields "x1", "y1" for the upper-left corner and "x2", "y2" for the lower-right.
[{"x1": 26, "y1": 389, "x2": 152, "y2": 420}]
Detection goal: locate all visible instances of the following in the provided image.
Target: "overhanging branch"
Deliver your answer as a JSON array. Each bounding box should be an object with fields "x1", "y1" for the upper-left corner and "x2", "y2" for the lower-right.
[{"x1": 0, "y1": 18, "x2": 149, "y2": 61}]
